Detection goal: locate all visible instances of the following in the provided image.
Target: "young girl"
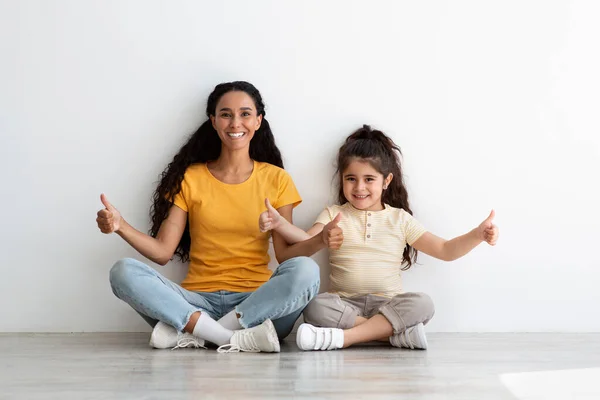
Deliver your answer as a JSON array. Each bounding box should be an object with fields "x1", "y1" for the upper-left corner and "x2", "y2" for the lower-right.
[{"x1": 259, "y1": 125, "x2": 499, "y2": 351}]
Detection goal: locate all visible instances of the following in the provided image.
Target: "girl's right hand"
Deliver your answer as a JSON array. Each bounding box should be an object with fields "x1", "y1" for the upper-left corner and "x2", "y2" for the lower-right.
[
  {"x1": 322, "y1": 213, "x2": 343, "y2": 249},
  {"x1": 97, "y1": 194, "x2": 123, "y2": 234}
]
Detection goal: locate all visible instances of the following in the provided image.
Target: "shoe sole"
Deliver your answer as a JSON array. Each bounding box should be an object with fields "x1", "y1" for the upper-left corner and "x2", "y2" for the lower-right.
[{"x1": 149, "y1": 336, "x2": 162, "y2": 349}]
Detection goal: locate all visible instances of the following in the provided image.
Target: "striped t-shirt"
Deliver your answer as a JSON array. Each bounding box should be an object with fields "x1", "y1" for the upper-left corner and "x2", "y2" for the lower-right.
[{"x1": 315, "y1": 202, "x2": 426, "y2": 298}]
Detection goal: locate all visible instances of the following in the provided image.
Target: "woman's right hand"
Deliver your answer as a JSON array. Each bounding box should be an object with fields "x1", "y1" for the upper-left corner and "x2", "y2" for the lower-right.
[
  {"x1": 97, "y1": 194, "x2": 123, "y2": 234},
  {"x1": 321, "y1": 212, "x2": 343, "y2": 249}
]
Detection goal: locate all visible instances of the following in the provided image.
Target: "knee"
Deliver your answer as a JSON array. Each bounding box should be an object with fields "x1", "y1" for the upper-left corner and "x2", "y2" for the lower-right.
[
  {"x1": 385, "y1": 292, "x2": 436, "y2": 329},
  {"x1": 302, "y1": 298, "x2": 327, "y2": 326},
  {"x1": 283, "y1": 256, "x2": 320, "y2": 292},
  {"x1": 109, "y1": 258, "x2": 143, "y2": 291},
  {"x1": 413, "y1": 292, "x2": 435, "y2": 321},
  {"x1": 418, "y1": 293, "x2": 435, "y2": 314}
]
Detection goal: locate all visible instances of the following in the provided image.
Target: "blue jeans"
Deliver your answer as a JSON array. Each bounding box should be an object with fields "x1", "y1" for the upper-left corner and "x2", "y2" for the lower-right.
[{"x1": 109, "y1": 257, "x2": 320, "y2": 340}]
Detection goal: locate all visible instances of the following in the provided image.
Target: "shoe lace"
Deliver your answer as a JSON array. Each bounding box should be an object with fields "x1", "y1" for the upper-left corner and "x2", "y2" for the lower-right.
[
  {"x1": 171, "y1": 336, "x2": 205, "y2": 350},
  {"x1": 217, "y1": 330, "x2": 260, "y2": 353}
]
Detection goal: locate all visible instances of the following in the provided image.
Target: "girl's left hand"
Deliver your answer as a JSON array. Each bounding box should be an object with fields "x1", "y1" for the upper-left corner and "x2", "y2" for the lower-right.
[{"x1": 477, "y1": 210, "x2": 499, "y2": 246}]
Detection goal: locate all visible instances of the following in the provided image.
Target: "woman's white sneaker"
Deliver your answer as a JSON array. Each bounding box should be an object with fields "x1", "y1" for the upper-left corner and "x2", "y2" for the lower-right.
[
  {"x1": 217, "y1": 319, "x2": 280, "y2": 353},
  {"x1": 149, "y1": 321, "x2": 205, "y2": 350}
]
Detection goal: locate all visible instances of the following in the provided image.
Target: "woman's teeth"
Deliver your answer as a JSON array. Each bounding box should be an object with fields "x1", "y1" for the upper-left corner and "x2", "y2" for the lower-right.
[{"x1": 228, "y1": 132, "x2": 245, "y2": 138}]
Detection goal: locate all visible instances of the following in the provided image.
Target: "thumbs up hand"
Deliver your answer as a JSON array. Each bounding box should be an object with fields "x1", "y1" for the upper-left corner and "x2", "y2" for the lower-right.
[
  {"x1": 322, "y1": 212, "x2": 344, "y2": 249},
  {"x1": 259, "y1": 198, "x2": 282, "y2": 232},
  {"x1": 477, "y1": 210, "x2": 499, "y2": 246},
  {"x1": 97, "y1": 193, "x2": 123, "y2": 234}
]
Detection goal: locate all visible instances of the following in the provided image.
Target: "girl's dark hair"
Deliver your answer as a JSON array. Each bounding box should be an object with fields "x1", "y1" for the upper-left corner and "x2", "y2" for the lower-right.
[
  {"x1": 336, "y1": 124, "x2": 418, "y2": 269},
  {"x1": 149, "y1": 81, "x2": 283, "y2": 262}
]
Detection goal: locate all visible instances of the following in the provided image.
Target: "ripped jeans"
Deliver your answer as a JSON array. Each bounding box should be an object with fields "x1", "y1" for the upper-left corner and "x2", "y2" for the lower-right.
[{"x1": 109, "y1": 256, "x2": 320, "y2": 340}]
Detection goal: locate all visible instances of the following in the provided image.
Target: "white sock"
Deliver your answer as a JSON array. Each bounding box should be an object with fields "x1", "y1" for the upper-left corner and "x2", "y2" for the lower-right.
[
  {"x1": 332, "y1": 329, "x2": 344, "y2": 349},
  {"x1": 218, "y1": 310, "x2": 243, "y2": 331},
  {"x1": 192, "y1": 312, "x2": 234, "y2": 346}
]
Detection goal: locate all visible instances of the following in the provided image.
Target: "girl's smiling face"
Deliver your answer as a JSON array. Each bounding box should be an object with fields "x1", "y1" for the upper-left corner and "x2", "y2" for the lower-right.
[{"x1": 342, "y1": 159, "x2": 393, "y2": 211}]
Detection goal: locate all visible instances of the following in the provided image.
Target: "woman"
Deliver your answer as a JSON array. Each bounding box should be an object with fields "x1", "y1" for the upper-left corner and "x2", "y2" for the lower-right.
[{"x1": 97, "y1": 81, "x2": 320, "y2": 352}]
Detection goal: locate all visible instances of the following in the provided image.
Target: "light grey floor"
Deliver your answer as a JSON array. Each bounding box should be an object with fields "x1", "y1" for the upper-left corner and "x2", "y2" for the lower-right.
[{"x1": 1, "y1": 333, "x2": 599, "y2": 399}]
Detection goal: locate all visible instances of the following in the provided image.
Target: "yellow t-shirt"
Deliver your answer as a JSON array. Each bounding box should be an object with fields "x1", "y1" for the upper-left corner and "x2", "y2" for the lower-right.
[
  {"x1": 173, "y1": 161, "x2": 302, "y2": 292},
  {"x1": 315, "y1": 203, "x2": 426, "y2": 298}
]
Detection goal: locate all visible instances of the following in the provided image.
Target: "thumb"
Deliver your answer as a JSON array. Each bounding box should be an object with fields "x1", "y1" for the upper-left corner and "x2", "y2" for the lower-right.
[
  {"x1": 483, "y1": 209, "x2": 495, "y2": 225},
  {"x1": 331, "y1": 212, "x2": 342, "y2": 225},
  {"x1": 265, "y1": 198, "x2": 277, "y2": 213},
  {"x1": 100, "y1": 193, "x2": 114, "y2": 210}
]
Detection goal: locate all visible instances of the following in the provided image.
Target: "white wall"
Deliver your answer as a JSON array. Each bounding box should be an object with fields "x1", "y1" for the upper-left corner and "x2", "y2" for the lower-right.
[{"x1": 1, "y1": 0, "x2": 599, "y2": 333}]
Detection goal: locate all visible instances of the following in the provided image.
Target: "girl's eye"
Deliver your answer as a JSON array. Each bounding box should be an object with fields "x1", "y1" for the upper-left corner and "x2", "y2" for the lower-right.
[
  {"x1": 220, "y1": 113, "x2": 231, "y2": 118},
  {"x1": 345, "y1": 177, "x2": 355, "y2": 182}
]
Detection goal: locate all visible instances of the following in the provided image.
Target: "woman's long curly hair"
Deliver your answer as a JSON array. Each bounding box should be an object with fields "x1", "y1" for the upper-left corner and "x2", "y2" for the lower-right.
[
  {"x1": 149, "y1": 81, "x2": 283, "y2": 262},
  {"x1": 336, "y1": 124, "x2": 418, "y2": 270}
]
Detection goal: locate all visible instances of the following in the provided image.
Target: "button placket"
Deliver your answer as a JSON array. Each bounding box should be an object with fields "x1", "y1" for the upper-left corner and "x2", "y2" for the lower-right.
[{"x1": 366, "y1": 212, "x2": 372, "y2": 240}]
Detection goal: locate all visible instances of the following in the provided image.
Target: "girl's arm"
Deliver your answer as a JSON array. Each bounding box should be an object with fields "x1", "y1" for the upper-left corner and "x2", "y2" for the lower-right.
[
  {"x1": 259, "y1": 198, "x2": 312, "y2": 243},
  {"x1": 96, "y1": 194, "x2": 187, "y2": 265},
  {"x1": 259, "y1": 198, "x2": 342, "y2": 244},
  {"x1": 271, "y1": 205, "x2": 343, "y2": 263},
  {"x1": 412, "y1": 210, "x2": 499, "y2": 262}
]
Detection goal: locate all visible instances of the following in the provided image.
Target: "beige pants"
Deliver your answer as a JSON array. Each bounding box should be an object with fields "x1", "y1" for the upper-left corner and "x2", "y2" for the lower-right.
[{"x1": 303, "y1": 292, "x2": 435, "y2": 334}]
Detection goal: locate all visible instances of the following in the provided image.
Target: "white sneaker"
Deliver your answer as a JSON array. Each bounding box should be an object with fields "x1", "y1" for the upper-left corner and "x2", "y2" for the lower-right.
[
  {"x1": 217, "y1": 319, "x2": 280, "y2": 353},
  {"x1": 296, "y1": 323, "x2": 344, "y2": 351},
  {"x1": 389, "y1": 323, "x2": 428, "y2": 350},
  {"x1": 149, "y1": 321, "x2": 205, "y2": 350}
]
